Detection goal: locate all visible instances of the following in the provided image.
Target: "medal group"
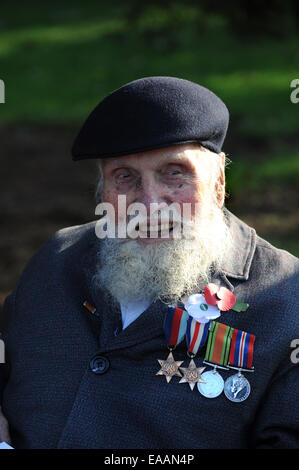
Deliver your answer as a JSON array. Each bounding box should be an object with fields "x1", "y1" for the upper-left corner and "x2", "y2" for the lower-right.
[{"x1": 157, "y1": 291, "x2": 255, "y2": 403}]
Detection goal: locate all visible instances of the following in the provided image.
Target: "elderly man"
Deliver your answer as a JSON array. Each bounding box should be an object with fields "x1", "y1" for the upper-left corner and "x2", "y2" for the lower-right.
[{"x1": 0, "y1": 77, "x2": 298, "y2": 449}]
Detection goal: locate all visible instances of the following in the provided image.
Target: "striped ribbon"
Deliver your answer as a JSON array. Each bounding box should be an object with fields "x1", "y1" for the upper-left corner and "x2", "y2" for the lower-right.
[
  {"x1": 164, "y1": 306, "x2": 189, "y2": 348},
  {"x1": 228, "y1": 329, "x2": 255, "y2": 370},
  {"x1": 186, "y1": 316, "x2": 210, "y2": 356},
  {"x1": 204, "y1": 321, "x2": 233, "y2": 367}
]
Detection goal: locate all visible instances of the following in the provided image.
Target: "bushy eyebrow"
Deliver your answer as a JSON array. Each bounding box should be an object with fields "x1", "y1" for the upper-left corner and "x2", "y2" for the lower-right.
[
  {"x1": 102, "y1": 158, "x2": 123, "y2": 168},
  {"x1": 160, "y1": 154, "x2": 192, "y2": 165}
]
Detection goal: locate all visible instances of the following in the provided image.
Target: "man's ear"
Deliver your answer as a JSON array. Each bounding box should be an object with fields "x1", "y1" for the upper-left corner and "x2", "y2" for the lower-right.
[{"x1": 215, "y1": 152, "x2": 226, "y2": 208}]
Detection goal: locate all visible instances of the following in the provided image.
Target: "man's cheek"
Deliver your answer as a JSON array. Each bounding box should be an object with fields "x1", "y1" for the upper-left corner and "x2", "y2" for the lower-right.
[
  {"x1": 102, "y1": 186, "x2": 115, "y2": 204},
  {"x1": 170, "y1": 187, "x2": 203, "y2": 213},
  {"x1": 167, "y1": 181, "x2": 195, "y2": 200}
]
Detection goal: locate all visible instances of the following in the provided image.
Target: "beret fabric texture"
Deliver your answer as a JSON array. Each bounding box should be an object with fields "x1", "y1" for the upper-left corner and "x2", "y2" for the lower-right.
[{"x1": 72, "y1": 76, "x2": 229, "y2": 160}]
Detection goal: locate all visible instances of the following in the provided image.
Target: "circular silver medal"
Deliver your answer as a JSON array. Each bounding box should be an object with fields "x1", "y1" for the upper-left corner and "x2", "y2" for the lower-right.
[
  {"x1": 197, "y1": 370, "x2": 224, "y2": 398},
  {"x1": 224, "y1": 373, "x2": 251, "y2": 402}
]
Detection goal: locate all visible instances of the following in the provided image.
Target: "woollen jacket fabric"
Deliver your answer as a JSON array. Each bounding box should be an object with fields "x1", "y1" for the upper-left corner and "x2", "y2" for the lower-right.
[{"x1": 0, "y1": 209, "x2": 299, "y2": 449}]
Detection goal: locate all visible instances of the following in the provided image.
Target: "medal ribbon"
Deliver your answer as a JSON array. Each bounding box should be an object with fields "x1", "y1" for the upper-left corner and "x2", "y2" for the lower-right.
[
  {"x1": 228, "y1": 329, "x2": 255, "y2": 370},
  {"x1": 205, "y1": 321, "x2": 233, "y2": 367},
  {"x1": 186, "y1": 317, "x2": 210, "y2": 356},
  {"x1": 164, "y1": 306, "x2": 189, "y2": 348}
]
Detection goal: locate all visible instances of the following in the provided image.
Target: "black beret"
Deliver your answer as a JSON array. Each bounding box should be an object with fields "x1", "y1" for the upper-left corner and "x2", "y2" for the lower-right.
[{"x1": 72, "y1": 76, "x2": 229, "y2": 160}]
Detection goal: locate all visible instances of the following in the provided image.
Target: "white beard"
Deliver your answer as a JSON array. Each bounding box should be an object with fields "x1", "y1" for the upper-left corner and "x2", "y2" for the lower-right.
[{"x1": 92, "y1": 202, "x2": 232, "y2": 307}]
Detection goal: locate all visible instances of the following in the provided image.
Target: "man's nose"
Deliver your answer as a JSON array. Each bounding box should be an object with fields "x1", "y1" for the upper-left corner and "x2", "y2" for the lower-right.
[{"x1": 134, "y1": 177, "x2": 168, "y2": 209}]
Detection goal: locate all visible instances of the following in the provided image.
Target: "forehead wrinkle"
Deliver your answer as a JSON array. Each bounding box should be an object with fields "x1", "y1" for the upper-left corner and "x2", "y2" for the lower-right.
[{"x1": 102, "y1": 149, "x2": 198, "y2": 170}]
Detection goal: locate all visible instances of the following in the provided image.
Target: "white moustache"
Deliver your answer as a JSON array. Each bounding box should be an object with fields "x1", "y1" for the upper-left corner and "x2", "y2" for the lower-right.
[{"x1": 127, "y1": 219, "x2": 195, "y2": 239}]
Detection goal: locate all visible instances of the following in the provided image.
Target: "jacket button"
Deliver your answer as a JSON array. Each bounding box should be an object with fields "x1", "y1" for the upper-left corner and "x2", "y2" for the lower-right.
[{"x1": 90, "y1": 355, "x2": 110, "y2": 374}]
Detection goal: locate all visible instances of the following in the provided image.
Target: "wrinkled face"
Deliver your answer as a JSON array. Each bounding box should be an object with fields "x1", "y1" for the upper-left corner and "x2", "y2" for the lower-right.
[
  {"x1": 93, "y1": 143, "x2": 230, "y2": 305},
  {"x1": 101, "y1": 143, "x2": 225, "y2": 243}
]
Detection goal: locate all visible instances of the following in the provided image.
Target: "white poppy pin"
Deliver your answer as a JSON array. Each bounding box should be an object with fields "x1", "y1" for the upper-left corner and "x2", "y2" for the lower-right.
[{"x1": 184, "y1": 293, "x2": 221, "y2": 324}]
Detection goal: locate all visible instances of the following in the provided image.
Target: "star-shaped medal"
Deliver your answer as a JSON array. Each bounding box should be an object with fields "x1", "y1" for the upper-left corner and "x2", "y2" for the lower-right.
[
  {"x1": 179, "y1": 359, "x2": 206, "y2": 390},
  {"x1": 156, "y1": 351, "x2": 184, "y2": 383}
]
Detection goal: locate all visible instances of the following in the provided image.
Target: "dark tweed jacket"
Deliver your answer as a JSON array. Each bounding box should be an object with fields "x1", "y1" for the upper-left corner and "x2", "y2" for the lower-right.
[{"x1": 0, "y1": 210, "x2": 299, "y2": 449}]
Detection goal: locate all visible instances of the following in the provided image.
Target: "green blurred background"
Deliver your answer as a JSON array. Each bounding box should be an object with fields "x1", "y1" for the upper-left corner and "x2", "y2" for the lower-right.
[{"x1": 0, "y1": 0, "x2": 298, "y2": 308}]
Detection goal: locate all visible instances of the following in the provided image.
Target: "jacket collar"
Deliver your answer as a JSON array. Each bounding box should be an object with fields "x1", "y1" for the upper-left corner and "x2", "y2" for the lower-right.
[{"x1": 220, "y1": 208, "x2": 256, "y2": 281}]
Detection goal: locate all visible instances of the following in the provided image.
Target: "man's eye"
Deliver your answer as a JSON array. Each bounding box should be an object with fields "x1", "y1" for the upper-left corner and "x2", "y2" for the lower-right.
[
  {"x1": 165, "y1": 169, "x2": 183, "y2": 178},
  {"x1": 119, "y1": 173, "x2": 130, "y2": 179},
  {"x1": 115, "y1": 172, "x2": 132, "y2": 182}
]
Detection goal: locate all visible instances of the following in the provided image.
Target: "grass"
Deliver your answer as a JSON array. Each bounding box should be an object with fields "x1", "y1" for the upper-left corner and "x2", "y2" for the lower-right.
[
  {"x1": 0, "y1": 0, "x2": 298, "y2": 258},
  {"x1": 0, "y1": 0, "x2": 298, "y2": 140},
  {"x1": 227, "y1": 151, "x2": 299, "y2": 193}
]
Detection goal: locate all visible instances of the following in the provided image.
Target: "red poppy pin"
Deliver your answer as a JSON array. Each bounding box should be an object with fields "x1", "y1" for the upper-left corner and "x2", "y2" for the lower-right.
[{"x1": 204, "y1": 283, "x2": 249, "y2": 313}]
